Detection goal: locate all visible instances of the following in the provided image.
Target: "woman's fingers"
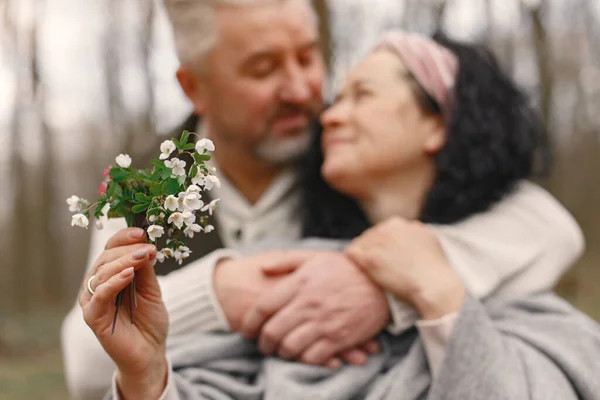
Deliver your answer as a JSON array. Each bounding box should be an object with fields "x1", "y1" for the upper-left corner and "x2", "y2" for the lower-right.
[
  {"x1": 104, "y1": 228, "x2": 146, "y2": 250},
  {"x1": 82, "y1": 266, "x2": 136, "y2": 331},
  {"x1": 89, "y1": 245, "x2": 156, "y2": 293},
  {"x1": 79, "y1": 246, "x2": 154, "y2": 308}
]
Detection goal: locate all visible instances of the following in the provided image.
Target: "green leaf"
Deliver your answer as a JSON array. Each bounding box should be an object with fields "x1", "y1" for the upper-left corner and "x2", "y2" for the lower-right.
[
  {"x1": 135, "y1": 192, "x2": 153, "y2": 202},
  {"x1": 189, "y1": 164, "x2": 198, "y2": 178},
  {"x1": 150, "y1": 184, "x2": 162, "y2": 196},
  {"x1": 151, "y1": 159, "x2": 165, "y2": 169},
  {"x1": 150, "y1": 170, "x2": 162, "y2": 181},
  {"x1": 167, "y1": 178, "x2": 181, "y2": 195},
  {"x1": 182, "y1": 143, "x2": 195, "y2": 151},
  {"x1": 109, "y1": 167, "x2": 131, "y2": 183},
  {"x1": 94, "y1": 200, "x2": 108, "y2": 218},
  {"x1": 180, "y1": 130, "x2": 190, "y2": 146},
  {"x1": 193, "y1": 153, "x2": 211, "y2": 164},
  {"x1": 161, "y1": 169, "x2": 172, "y2": 180},
  {"x1": 132, "y1": 203, "x2": 150, "y2": 213},
  {"x1": 173, "y1": 137, "x2": 181, "y2": 149}
]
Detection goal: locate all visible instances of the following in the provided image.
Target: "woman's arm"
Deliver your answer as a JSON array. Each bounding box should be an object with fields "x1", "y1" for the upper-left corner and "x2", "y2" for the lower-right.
[{"x1": 427, "y1": 293, "x2": 600, "y2": 400}]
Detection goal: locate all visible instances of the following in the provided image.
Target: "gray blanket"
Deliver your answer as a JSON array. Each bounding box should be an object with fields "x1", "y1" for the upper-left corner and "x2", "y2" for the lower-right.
[
  {"x1": 139, "y1": 291, "x2": 599, "y2": 400},
  {"x1": 107, "y1": 238, "x2": 600, "y2": 399}
]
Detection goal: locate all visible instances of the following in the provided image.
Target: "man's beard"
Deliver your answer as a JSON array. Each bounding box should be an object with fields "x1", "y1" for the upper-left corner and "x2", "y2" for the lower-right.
[
  {"x1": 254, "y1": 102, "x2": 320, "y2": 165},
  {"x1": 254, "y1": 126, "x2": 313, "y2": 165}
]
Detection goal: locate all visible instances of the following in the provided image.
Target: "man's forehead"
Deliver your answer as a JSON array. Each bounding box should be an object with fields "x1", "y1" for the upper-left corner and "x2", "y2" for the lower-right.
[{"x1": 214, "y1": 0, "x2": 318, "y2": 56}]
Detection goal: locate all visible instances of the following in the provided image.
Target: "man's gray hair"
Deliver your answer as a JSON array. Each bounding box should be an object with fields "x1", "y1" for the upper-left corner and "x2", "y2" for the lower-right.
[{"x1": 164, "y1": 0, "x2": 316, "y2": 67}]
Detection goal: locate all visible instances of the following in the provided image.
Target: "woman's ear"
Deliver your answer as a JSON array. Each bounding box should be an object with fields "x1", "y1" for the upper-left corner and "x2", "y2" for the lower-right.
[
  {"x1": 423, "y1": 115, "x2": 446, "y2": 154},
  {"x1": 176, "y1": 66, "x2": 208, "y2": 115}
]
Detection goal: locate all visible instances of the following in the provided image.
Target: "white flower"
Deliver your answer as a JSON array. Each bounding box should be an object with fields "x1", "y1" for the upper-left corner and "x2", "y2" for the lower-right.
[
  {"x1": 204, "y1": 175, "x2": 221, "y2": 191},
  {"x1": 159, "y1": 140, "x2": 176, "y2": 160},
  {"x1": 178, "y1": 245, "x2": 191, "y2": 254},
  {"x1": 66, "y1": 195, "x2": 83, "y2": 212},
  {"x1": 182, "y1": 211, "x2": 196, "y2": 227},
  {"x1": 155, "y1": 251, "x2": 166, "y2": 263},
  {"x1": 162, "y1": 248, "x2": 174, "y2": 257},
  {"x1": 183, "y1": 224, "x2": 202, "y2": 238},
  {"x1": 195, "y1": 138, "x2": 215, "y2": 153},
  {"x1": 71, "y1": 213, "x2": 89, "y2": 228},
  {"x1": 148, "y1": 214, "x2": 157, "y2": 223},
  {"x1": 173, "y1": 249, "x2": 189, "y2": 265},
  {"x1": 204, "y1": 224, "x2": 215, "y2": 233},
  {"x1": 201, "y1": 198, "x2": 220, "y2": 216},
  {"x1": 115, "y1": 154, "x2": 132, "y2": 168},
  {"x1": 95, "y1": 220, "x2": 104, "y2": 230},
  {"x1": 164, "y1": 195, "x2": 179, "y2": 212},
  {"x1": 164, "y1": 158, "x2": 186, "y2": 177},
  {"x1": 210, "y1": 166, "x2": 217, "y2": 174},
  {"x1": 186, "y1": 185, "x2": 202, "y2": 194},
  {"x1": 183, "y1": 193, "x2": 204, "y2": 211},
  {"x1": 168, "y1": 212, "x2": 184, "y2": 229},
  {"x1": 147, "y1": 225, "x2": 165, "y2": 241},
  {"x1": 191, "y1": 172, "x2": 206, "y2": 186}
]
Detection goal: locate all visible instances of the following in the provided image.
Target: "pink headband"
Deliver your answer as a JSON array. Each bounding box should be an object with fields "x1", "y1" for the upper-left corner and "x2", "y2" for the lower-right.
[{"x1": 374, "y1": 31, "x2": 458, "y2": 116}]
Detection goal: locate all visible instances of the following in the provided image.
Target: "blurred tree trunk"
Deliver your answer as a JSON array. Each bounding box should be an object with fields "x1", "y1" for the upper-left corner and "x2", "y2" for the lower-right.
[
  {"x1": 104, "y1": 0, "x2": 124, "y2": 150},
  {"x1": 528, "y1": 0, "x2": 553, "y2": 126},
  {"x1": 8, "y1": 0, "x2": 35, "y2": 311},
  {"x1": 312, "y1": 0, "x2": 332, "y2": 72},
  {"x1": 35, "y1": 0, "x2": 62, "y2": 304},
  {"x1": 124, "y1": 0, "x2": 156, "y2": 155}
]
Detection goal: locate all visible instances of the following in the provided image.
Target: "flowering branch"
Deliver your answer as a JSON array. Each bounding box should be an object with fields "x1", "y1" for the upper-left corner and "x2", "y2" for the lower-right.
[{"x1": 67, "y1": 130, "x2": 220, "y2": 332}]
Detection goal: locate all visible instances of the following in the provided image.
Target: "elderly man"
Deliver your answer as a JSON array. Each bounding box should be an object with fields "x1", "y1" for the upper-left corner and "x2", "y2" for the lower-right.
[{"x1": 61, "y1": 0, "x2": 584, "y2": 398}]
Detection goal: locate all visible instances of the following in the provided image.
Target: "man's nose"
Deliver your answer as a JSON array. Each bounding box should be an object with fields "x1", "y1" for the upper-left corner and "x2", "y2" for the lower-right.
[{"x1": 279, "y1": 63, "x2": 312, "y2": 104}]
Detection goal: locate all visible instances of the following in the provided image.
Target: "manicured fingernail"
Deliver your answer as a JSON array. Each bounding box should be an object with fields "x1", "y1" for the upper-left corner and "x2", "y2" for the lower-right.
[
  {"x1": 132, "y1": 249, "x2": 148, "y2": 260},
  {"x1": 121, "y1": 267, "x2": 134, "y2": 277},
  {"x1": 129, "y1": 229, "x2": 144, "y2": 239}
]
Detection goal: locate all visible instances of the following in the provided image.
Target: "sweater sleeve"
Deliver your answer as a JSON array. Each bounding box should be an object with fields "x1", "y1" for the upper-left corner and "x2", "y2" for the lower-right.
[
  {"x1": 427, "y1": 294, "x2": 600, "y2": 400},
  {"x1": 61, "y1": 217, "x2": 240, "y2": 400},
  {"x1": 386, "y1": 180, "x2": 584, "y2": 335}
]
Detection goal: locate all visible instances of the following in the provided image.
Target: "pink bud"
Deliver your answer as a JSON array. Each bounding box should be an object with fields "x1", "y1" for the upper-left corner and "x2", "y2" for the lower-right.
[
  {"x1": 103, "y1": 166, "x2": 112, "y2": 178},
  {"x1": 98, "y1": 181, "x2": 108, "y2": 195}
]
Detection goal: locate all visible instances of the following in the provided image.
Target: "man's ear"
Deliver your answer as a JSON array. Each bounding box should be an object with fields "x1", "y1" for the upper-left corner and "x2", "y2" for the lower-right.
[
  {"x1": 423, "y1": 115, "x2": 446, "y2": 154},
  {"x1": 176, "y1": 66, "x2": 208, "y2": 115}
]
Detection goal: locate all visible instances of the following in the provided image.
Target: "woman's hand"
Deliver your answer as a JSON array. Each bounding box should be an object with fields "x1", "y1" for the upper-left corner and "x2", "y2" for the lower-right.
[
  {"x1": 345, "y1": 217, "x2": 466, "y2": 320},
  {"x1": 79, "y1": 227, "x2": 169, "y2": 399}
]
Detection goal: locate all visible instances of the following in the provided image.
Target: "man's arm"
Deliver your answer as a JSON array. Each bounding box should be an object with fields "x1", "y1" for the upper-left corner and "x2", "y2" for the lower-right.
[{"x1": 386, "y1": 180, "x2": 585, "y2": 334}]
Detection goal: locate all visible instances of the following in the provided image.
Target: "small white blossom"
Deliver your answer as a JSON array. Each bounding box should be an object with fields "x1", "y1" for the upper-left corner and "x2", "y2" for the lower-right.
[
  {"x1": 168, "y1": 212, "x2": 184, "y2": 229},
  {"x1": 210, "y1": 166, "x2": 217, "y2": 174},
  {"x1": 148, "y1": 214, "x2": 157, "y2": 223},
  {"x1": 204, "y1": 175, "x2": 221, "y2": 190},
  {"x1": 201, "y1": 198, "x2": 220, "y2": 216},
  {"x1": 183, "y1": 224, "x2": 202, "y2": 238},
  {"x1": 173, "y1": 250, "x2": 185, "y2": 265},
  {"x1": 165, "y1": 158, "x2": 186, "y2": 177},
  {"x1": 178, "y1": 245, "x2": 191, "y2": 254},
  {"x1": 115, "y1": 154, "x2": 132, "y2": 168},
  {"x1": 95, "y1": 219, "x2": 104, "y2": 230},
  {"x1": 159, "y1": 140, "x2": 176, "y2": 160},
  {"x1": 182, "y1": 211, "x2": 196, "y2": 227},
  {"x1": 164, "y1": 195, "x2": 179, "y2": 212},
  {"x1": 186, "y1": 185, "x2": 202, "y2": 194},
  {"x1": 191, "y1": 172, "x2": 206, "y2": 186},
  {"x1": 204, "y1": 224, "x2": 215, "y2": 233},
  {"x1": 183, "y1": 193, "x2": 204, "y2": 211},
  {"x1": 71, "y1": 214, "x2": 89, "y2": 228},
  {"x1": 147, "y1": 225, "x2": 165, "y2": 241},
  {"x1": 162, "y1": 248, "x2": 174, "y2": 257},
  {"x1": 195, "y1": 138, "x2": 215, "y2": 153},
  {"x1": 155, "y1": 251, "x2": 166, "y2": 263},
  {"x1": 66, "y1": 195, "x2": 83, "y2": 212}
]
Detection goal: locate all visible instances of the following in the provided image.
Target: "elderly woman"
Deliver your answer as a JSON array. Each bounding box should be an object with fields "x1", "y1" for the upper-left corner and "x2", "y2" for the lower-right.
[{"x1": 81, "y1": 31, "x2": 600, "y2": 400}]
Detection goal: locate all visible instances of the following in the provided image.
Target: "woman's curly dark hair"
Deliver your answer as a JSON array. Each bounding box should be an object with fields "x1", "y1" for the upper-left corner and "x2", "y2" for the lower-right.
[{"x1": 300, "y1": 32, "x2": 552, "y2": 239}]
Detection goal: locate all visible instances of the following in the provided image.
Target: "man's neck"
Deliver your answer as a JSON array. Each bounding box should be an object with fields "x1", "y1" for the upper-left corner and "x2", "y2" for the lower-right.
[{"x1": 211, "y1": 145, "x2": 282, "y2": 206}]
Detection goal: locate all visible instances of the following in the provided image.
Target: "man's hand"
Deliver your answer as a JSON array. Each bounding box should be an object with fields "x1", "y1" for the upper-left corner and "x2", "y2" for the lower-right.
[{"x1": 240, "y1": 252, "x2": 390, "y2": 366}]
